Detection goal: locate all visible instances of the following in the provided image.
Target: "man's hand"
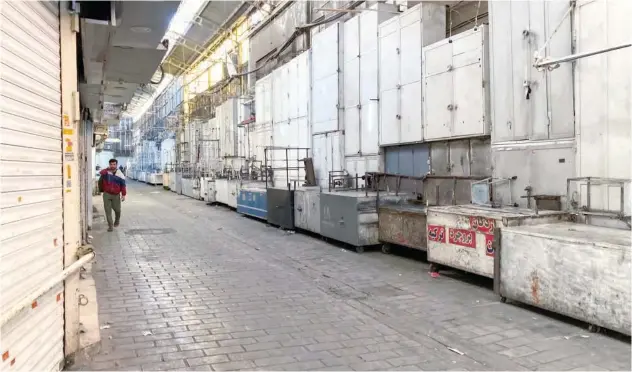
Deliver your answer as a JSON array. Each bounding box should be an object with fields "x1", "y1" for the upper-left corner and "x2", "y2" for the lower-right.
[{"x1": 121, "y1": 195, "x2": 126, "y2": 202}]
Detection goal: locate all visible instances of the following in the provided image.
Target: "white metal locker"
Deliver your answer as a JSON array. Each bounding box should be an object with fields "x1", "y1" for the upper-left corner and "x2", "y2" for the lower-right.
[
  {"x1": 0, "y1": 1, "x2": 65, "y2": 371},
  {"x1": 378, "y1": 3, "x2": 446, "y2": 146},
  {"x1": 489, "y1": 0, "x2": 574, "y2": 143},
  {"x1": 423, "y1": 25, "x2": 491, "y2": 141}
]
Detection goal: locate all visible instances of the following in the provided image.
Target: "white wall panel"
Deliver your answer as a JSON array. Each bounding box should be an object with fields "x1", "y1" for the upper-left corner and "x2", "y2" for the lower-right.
[
  {"x1": 575, "y1": 0, "x2": 632, "y2": 221},
  {"x1": 489, "y1": 0, "x2": 574, "y2": 143},
  {"x1": 343, "y1": 16, "x2": 360, "y2": 156},
  {"x1": 219, "y1": 99, "x2": 238, "y2": 157},
  {"x1": 344, "y1": 15, "x2": 359, "y2": 62},
  {"x1": 248, "y1": 122, "x2": 272, "y2": 162},
  {"x1": 360, "y1": 101, "x2": 379, "y2": 155},
  {"x1": 296, "y1": 51, "x2": 310, "y2": 118},
  {"x1": 344, "y1": 108, "x2": 360, "y2": 156},
  {"x1": 313, "y1": 131, "x2": 344, "y2": 188},
  {"x1": 312, "y1": 74, "x2": 339, "y2": 133},
  {"x1": 255, "y1": 74, "x2": 272, "y2": 123},
  {"x1": 359, "y1": 48, "x2": 378, "y2": 103},
  {"x1": 311, "y1": 23, "x2": 342, "y2": 134},
  {"x1": 345, "y1": 155, "x2": 380, "y2": 188},
  {"x1": 400, "y1": 82, "x2": 423, "y2": 142},
  {"x1": 272, "y1": 64, "x2": 289, "y2": 123},
  {"x1": 379, "y1": 88, "x2": 400, "y2": 146},
  {"x1": 399, "y1": 20, "x2": 422, "y2": 86},
  {"x1": 378, "y1": 18, "x2": 400, "y2": 92}
]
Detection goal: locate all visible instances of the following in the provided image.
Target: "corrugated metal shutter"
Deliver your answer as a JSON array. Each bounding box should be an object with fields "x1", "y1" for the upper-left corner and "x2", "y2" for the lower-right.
[{"x1": 0, "y1": 1, "x2": 65, "y2": 371}]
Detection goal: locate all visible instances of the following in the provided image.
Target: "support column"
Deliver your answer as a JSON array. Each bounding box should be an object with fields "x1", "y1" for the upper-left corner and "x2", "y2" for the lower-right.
[{"x1": 59, "y1": 0, "x2": 82, "y2": 357}]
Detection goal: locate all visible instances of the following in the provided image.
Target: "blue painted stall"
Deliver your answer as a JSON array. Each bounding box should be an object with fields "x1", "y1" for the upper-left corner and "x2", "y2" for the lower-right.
[{"x1": 237, "y1": 188, "x2": 268, "y2": 220}]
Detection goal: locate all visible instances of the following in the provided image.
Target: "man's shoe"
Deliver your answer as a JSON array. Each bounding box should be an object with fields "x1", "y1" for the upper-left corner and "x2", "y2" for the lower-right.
[
  {"x1": 114, "y1": 221, "x2": 120, "y2": 227},
  {"x1": 107, "y1": 226, "x2": 113, "y2": 232}
]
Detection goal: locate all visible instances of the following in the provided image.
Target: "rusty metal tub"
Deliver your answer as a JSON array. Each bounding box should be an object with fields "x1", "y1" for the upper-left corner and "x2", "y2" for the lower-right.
[{"x1": 378, "y1": 204, "x2": 427, "y2": 253}]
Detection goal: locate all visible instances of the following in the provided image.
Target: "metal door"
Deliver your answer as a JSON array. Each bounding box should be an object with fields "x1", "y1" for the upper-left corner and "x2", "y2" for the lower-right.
[
  {"x1": 400, "y1": 82, "x2": 423, "y2": 143},
  {"x1": 266, "y1": 188, "x2": 295, "y2": 229},
  {"x1": 320, "y1": 193, "x2": 360, "y2": 246},
  {"x1": 0, "y1": 1, "x2": 65, "y2": 370},
  {"x1": 399, "y1": 19, "x2": 422, "y2": 86},
  {"x1": 311, "y1": 23, "x2": 342, "y2": 134},
  {"x1": 360, "y1": 101, "x2": 379, "y2": 155},
  {"x1": 379, "y1": 88, "x2": 400, "y2": 145},
  {"x1": 294, "y1": 189, "x2": 321, "y2": 234},
  {"x1": 423, "y1": 40, "x2": 454, "y2": 140},
  {"x1": 378, "y1": 19, "x2": 400, "y2": 92},
  {"x1": 452, "y1": 26, "x2": 489, "y2": 138}
]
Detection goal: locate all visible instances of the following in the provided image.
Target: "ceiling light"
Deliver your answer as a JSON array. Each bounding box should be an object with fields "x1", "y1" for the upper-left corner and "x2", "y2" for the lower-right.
[{"x1": 130, "y1": 26, "x2": 152, "y2": 33}]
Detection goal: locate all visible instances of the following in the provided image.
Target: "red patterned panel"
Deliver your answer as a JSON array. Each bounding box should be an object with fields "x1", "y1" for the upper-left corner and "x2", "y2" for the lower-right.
[
  {"x1": 448, "y1": 228, "x2": 476, "y2": 248},
  {"x1": 469, "y1": 216, "x2": 495, "y2": 234},
  {"x1": 427, "y1": 224, "x2": 446, "y2": 243}
]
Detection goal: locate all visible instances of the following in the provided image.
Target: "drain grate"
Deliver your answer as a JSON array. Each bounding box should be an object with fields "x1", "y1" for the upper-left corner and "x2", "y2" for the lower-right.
[{"x1": 125, "y1": 228, "x2": 175, "y2": 235}]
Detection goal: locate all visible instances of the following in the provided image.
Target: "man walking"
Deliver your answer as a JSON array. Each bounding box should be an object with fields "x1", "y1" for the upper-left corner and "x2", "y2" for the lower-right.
[{"x1": 99, "y1": 158, "x2": 127, "y2": 232}]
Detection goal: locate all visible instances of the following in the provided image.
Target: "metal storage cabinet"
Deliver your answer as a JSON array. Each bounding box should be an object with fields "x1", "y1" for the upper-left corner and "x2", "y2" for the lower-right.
[
  {"x1": 148, "y1": 173, "x2": 163, "y2": 185},
  {"x1": 181, "y1": 178, "x2": 200, "y2": 200},
  {"x1": 267, "y1": 187, "x2": 295, "y2": 229},
  {"x1": 489, "y1": 0, "x2": 574, "y2": 142},
  {"x1": 321, "y1": 191, "x2": 405, "y2": 251},
  {"x1": 378, "y1": 204, "x2": 427, "y2": 252},
  {"x1": 426, "y1": 205, "x2": 567, "y2": 278},
  {"x1": 294, "y1": 188, "x2": 321, "y2": 234},
  {"x1": 204, "y1": 179, "x2": 217, "y2": 203},
  {"x1": 238, "y1": 187, "x2": 268, "y2": 220},
  {"x1": 497, "y1": 223, "x2": 631, "y2": 336},
  {"x1": 215, "y1": 179, "x2": 239, "y2": 208},
  {"x1": 175, "y1": 172, "x2": 183, "y2": 194},
  {"x1": 169, "y1": 172, "x2": 176, "y2": 192},
  {"x1": 423, "y1": 25, "x2": 491, "y2": 141},
  {"x1": 378, "y1": 3, "x2": 446, "y2": 146}
]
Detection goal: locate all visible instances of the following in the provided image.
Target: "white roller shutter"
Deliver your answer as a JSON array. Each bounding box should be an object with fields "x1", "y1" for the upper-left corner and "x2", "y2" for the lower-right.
[{"x1": 0, "y1": 1, "x2": 65, "y2": 371}]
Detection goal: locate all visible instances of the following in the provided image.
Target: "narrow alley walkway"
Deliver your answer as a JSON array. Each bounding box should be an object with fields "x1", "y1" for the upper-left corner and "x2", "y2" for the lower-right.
[{"x1": 78, "y1": 182, "x2": 630, "y2": 371}]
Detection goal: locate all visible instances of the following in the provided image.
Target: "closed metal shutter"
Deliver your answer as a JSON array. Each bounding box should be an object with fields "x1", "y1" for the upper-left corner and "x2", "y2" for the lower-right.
[{"x1": 0, "y1": 1, "x2": 65, "y2": 371}]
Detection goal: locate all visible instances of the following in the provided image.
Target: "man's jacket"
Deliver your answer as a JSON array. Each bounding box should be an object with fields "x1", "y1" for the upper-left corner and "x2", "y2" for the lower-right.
[{"x1": 99, "y1": 169, "x2": 127, "y2": 196}]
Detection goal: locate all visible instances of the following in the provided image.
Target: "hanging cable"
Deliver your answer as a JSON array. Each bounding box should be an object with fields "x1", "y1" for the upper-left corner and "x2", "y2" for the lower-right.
[{"x1": 150, "y1": 65, "x2": 165, "y2": 85}]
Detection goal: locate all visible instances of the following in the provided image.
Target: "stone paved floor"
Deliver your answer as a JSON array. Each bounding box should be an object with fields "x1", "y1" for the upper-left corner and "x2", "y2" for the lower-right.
[{"x1": 75, "y1": 182, "x2": 630, "y2": 371}]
